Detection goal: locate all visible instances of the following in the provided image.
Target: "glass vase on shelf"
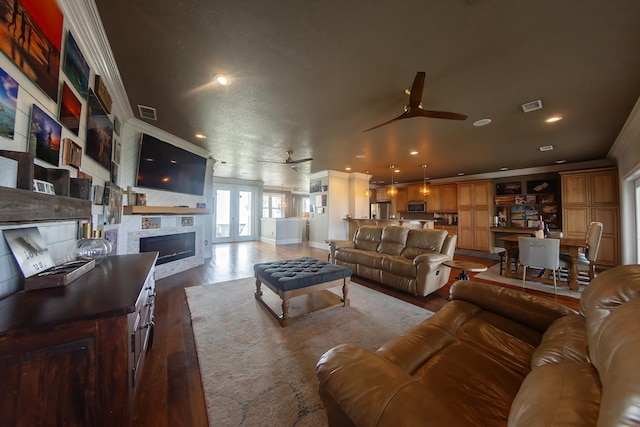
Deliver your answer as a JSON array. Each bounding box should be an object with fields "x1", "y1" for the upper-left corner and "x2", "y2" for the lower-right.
[{"x1": 67, "y1": 222, "x2": 113, "y2": 261}]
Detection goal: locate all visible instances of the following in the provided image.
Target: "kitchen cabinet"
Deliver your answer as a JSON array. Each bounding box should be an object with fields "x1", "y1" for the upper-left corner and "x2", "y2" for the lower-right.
[
  {"x1": 375, "y1": 188, "x2": 390, "y2": 202},
  {"x1": 406, "y1": 184, "x2": 425, "y2": 202},
  {"x1": 0, "y1": 253, "x2": 157, "y2": 426},
  {"x1": 394, "y1": 188, "x2": 407, "y2": 214},
  {"x1": 560, "y1": 167, "x2": 620, "y2": 266},
  {"x1": 457, "y1": 180, "x2": 493, "y2": 251},
  {"x1": 427, "y1": 184, "x2": 457, "y2": 212}
]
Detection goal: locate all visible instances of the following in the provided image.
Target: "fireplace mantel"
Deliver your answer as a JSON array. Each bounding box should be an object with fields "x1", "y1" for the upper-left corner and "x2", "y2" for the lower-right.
[{"x1": 123, "y1": 206, "x2": 210, "y2": 215}]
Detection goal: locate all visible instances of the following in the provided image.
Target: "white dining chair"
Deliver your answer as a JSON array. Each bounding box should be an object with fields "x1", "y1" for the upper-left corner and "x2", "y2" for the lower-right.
[{"x1": 518, "y1": 237, "x2": 561, "y2": 294}]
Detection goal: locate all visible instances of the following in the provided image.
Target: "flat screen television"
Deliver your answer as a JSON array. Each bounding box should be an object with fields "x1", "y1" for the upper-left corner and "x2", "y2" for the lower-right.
[{"x1": 136, "y1": 133, "x2": 207, "y2": 196}]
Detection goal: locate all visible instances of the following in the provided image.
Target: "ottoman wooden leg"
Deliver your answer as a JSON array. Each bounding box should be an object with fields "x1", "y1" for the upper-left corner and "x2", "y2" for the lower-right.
[
  {"x1": 342, "y1": 279, "x2": 350, "y2": 306},
  {"x1": 254, "y1": 279, "x2": 263, "y2": 298},
  {"x1": 281, "y1": 297, "x2": 290, "y2": 326}
]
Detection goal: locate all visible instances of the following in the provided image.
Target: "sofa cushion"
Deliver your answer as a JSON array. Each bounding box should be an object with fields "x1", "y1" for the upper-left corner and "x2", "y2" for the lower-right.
[
  {"x1": 530, "y1": 314, "x2": 590, "y2": 368},
  {"x1": 508, "y1": 363, "x2": 601, "y2": 427},
  {"x1": 401, "y1": 228, "x2": 447, "y2": 259},
  {"x1": 353, "y1": 226, "x2": 383, "y2": 252},
  {"x1": 377, "y1": 226, "x2": 409, "y2": 255},
  {"x1": 380, "y1": 254, "x2": 415, "y2": 278}
]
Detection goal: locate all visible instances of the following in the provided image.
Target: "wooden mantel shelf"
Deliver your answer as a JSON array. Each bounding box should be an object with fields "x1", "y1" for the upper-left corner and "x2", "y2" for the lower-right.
[
  {"x1": 0, "y1": 186, "x2": 90, "y2": 223},
  {"x1": 123, "y1": 205, "x2": 211, "y2": 215}
]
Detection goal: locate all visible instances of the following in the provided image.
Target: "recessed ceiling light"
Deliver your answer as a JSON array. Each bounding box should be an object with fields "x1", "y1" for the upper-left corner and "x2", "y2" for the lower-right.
[
  {"x1": 214, "y1": 74, "x2": 230, "y2": 85},
  {"x1": 195, "y1": 134, "x2": 206, "y2": 139},
  {"x1": 355, "y1": 154, "x2": 365, "y2": 159},
  {"x1": 545, "y1": 116, "x2": 563, "y2": 123},
  {"x1": 345, "y1": 167, "x2": 351, "y2": 171},
  {"x1": 458, "y1": 172, "x2": 465, "y2": 176},
  {"x1": 499, "y1": 167, "x2": 509, "y2": 171},
  {"x1": 394, "y1": 169, "x2": 400, "y2": 173},
  {"x1": 473, "y1": 118, "x2": 492, "y2": 127},
  {"x1": 555, "y1": 159, "x2": 567, "y2": 164},
  {"x1": 410, "y1": 151, "x2": 418, "y2": 155},
  {"x1": 539, "y1": 145, "x2": 554, "y2": 152}
]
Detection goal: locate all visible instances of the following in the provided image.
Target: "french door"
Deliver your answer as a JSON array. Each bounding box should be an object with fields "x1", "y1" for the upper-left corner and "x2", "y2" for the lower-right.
[{"x1": 212, "y1": 185, "x2": 256, "y2": 243}]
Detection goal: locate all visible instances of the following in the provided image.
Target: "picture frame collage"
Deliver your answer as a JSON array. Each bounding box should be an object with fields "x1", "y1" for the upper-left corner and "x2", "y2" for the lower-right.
[{"x1": 494, "y1": 179, "x2": 560, "y2": 229}]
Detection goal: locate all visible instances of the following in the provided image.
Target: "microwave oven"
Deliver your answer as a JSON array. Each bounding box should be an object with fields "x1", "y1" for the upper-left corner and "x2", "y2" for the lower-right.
[{"x1": 407, "y1": 201, "x2": 426, "y2": 212}]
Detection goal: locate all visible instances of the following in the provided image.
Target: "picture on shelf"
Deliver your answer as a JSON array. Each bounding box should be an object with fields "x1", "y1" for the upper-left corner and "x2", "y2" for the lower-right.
[
  {"x1": 0, "y1": 67, "x2": 18, "y2": 139},
  {"x1": 62, "y1": 138, "x2": 82, "y2": 169},
  {"x1": 141, "y1": 217, "x2": 161, "y2": 229},
  {"x1": 494, "y1": 195, "x2": 515, "y2": 205},
  {"x1": 136, "y1": 193, "x2": 147, "y2": 206},
  {"x1": 527, "y1": 179, "x2": 557, "y2": 194},
  {"x1": 495, "y1": 182, "x2": 521, "y2": 195},
  {"x1": 29, "y1": 104, "x2": 62, "y2": 166},
  {"x1": 514, "y1": 195, "x2": 526, "y2": 205},
  {"x1": 541, "y1": 204, "x2": 558, "y2": 214},
  {"x1": 105, "y1": 184, "x2": 123, "y2": 225},
  {"x1": 181, "y1": 216, "x2": 194, "y2": 227},
  {"x1": 59, "y1": 82, "x2": 82, "y2": 135},
  {"x1": 0, "y1": 0, "x2": 63, "y2": 102},
  {"x1": 62, "y1": 31, "x2": 90, "y2": 99},
  {"x1": 310, "y1": 180, "x2": 321, "y2": 193},
  {"x1": 543, "y1": 213, "x2": 560, "y2": 229},
  {"x1": 526, "y1": 195, "x2": 536, "y2": 204},
  {"x1": 2, "y1": 227, "x2": 55, "y2": 278},
  {"x1": 537, "y1": 194, "x2": 555, "y2": 203}
]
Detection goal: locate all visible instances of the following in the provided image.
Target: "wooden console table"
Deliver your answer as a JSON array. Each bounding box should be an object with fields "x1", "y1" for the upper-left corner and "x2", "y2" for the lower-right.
[{"x1": 0, "y1": 252, "x2": 158, "y2": 425}]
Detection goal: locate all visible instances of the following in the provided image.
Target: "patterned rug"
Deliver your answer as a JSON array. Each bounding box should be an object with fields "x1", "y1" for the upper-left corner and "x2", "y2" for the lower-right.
[
  {"x1": 185, "y1": 278, "x2": 433, "y2": 426},
  {"x1": 474, "y1": 263, "x2": 584, "y2": 299}
]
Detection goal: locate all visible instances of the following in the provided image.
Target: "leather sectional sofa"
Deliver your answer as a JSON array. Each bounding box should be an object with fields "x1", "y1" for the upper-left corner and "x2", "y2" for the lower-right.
[
  {"x1": 327, "y1": 225, "x2": 457, "y2": 297},
  {"x1": 316, "y1": 264, "x2": 640, "y2": 426}
]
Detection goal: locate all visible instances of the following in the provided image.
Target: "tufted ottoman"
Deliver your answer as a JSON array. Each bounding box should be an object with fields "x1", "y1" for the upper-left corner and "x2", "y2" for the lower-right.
[{"x1": 253, "y1": 257, "x2": 352, "y2": 326}]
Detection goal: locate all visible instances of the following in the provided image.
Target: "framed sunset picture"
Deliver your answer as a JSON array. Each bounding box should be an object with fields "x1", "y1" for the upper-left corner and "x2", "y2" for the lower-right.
[
  {"x1": 85, "y1": 89, "x2": 113, "y2": 170},
  {"x1": 59, "y1": 82, "x2": 82, "y2": 135},
  {"x1": 29, "y1": 104, "x2": 62, "y2": 166},
  {"x1": 0, "y1": 0, "x2": 63, "y2": 102}
]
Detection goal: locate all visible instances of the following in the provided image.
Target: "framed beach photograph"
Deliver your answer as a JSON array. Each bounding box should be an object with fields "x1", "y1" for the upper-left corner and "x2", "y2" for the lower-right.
[
  {"x1": 0, "y1": 0, "x2": 63, "y2": 101},
  {"x1": 0, "y1": 67, "x2": 18, "y2": 139},
  {"x1": 85, "y1": 89, "x2": 113, "y2": 171},
  {"x1": 62, "y1": 31, "x2": 90, "y2": 99},
  {"x1": 59, "y1": 82, "x2": 82, "y2": 135},
  {"x1": 29, "y1": 104, "x2": 62, "y2": 166}
]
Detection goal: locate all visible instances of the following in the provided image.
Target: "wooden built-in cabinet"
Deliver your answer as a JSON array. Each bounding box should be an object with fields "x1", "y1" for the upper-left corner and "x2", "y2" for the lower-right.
[
  {"x1": 406, "y1": 184, "x2": 424, "y2": 202},
  {"x1": 457, "y1": 180, "x2": 493, "y2": 251},
  {"x1": 375, "y1": 188, "x2": 390, "y2": 202},
  {"x1": 560, "y1": 167, "x2": 620, "y2": 266},
  {"x1": 427, "y1": 184, "x2": 457, "y2": 212},
  {"x1": 0, "y1": 253, "x2": 158, "y2": 426}
]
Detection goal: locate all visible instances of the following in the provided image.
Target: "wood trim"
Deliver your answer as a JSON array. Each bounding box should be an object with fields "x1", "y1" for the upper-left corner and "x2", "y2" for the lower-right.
[
  {"x1": 123, "y1": 206, "x2": 210, "y2": 215},
  {"x1": 0, "y1": 187, "x2": 90, "y2": 223}
]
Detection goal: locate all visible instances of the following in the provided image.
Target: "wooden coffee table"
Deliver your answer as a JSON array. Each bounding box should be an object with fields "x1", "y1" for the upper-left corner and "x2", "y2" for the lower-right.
[
  {"x1": 443, "y1": 259, "x2": 488, "y2": 281},
  {"x1": 253, "y1": 257, "x2": 352, "y2": 327}
]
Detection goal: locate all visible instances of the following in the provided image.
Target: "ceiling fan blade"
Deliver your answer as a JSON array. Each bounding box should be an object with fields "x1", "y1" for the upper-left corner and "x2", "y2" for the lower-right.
[
  {"x1": 287, "y1": 157, "x2": 313, "y2": 164},
  {"x1": 363, "y1": 110, "x2": 409, "y2": 132},
  {"x1": 408, "y1": 72, "x2": 425, "y2": 109},
  {"x1": 257, "y1": 159, "x2": 285, "y2": 164},
  {"x1": 419, "y1": 109, "x2": 468, "y2": 120}
]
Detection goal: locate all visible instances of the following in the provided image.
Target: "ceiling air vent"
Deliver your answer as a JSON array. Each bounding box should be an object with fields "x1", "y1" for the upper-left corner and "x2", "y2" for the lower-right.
[
  {"x1": 521, "y1": 99, "x2": 543, "y2": 113},
  {"x1": 138, "y1": 105, "x2": 157, "y2": 121}
]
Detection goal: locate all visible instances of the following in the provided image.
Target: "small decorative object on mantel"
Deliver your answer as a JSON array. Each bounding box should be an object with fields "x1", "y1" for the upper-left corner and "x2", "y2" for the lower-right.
[{"x1": 3, "y1": 227, "x2": 95, "y2": 291}]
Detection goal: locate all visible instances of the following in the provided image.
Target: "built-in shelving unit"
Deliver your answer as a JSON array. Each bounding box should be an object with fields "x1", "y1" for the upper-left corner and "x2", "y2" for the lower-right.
[{"x1": 123, "y1": 206, "x2": 211, "y2": 215}]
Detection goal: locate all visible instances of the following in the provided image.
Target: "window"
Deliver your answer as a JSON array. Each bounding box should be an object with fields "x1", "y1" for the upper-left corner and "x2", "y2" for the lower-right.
[{"x1": 262, "y1": 194, "x2": 284, "y2": 218}]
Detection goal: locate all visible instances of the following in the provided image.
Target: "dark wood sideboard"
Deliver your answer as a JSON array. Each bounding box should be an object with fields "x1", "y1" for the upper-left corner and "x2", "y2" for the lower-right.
[{"x1": 0, "y1": 252, "x2": 158, "y2": 426}]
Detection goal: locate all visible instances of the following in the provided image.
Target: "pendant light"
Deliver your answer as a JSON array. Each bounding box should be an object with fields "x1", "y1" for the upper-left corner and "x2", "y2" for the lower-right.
[
  {"x1": 387, "y1": 165, "x2": 398, "y2": 197},
  {"x1": 420, "y1": 164, "x2": 430, "y2": 197}
]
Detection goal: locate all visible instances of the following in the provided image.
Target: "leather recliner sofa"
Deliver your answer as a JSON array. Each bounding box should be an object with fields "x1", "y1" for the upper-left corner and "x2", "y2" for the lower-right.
[
  {"x1": 316, "y1": 264, "x2": 640, "y2": 426},
  {"x1": 327, "y1": 226, "x2": 457, "y2": 297}
]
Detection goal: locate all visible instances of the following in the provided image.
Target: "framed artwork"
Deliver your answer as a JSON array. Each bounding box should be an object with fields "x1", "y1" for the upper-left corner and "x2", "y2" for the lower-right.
[
  {"x1": 29, "y1": 104, "x2": 62, "y2": 166},
  {"x1": 104, "y1": 227, "x2": 118, "y2": 255},
  {"x1": 59, "y1": 82, "x2": 82, "y2": 135},
  {"x1": 113, "y1": 138, "x2": 121, "y2": 163},
  {"x1": 105, "y1": 184, "x2": 123, "y2": 225},
  {"x1": 0, "y1": 0, "x2": 63, "y2": 101},
  {"x1": 62, "y1": 138, "x2": 82, "y2": 169},
  {"x1": 310, "y1": 180, "x2": 321, "y2": 193},
  {"x1": 110, "y1": 161, "x2": 119, "y2": 184},
  {"x1": 494, "y1": 195, "x2": 515, "y2": 205},
  {"x1": 94, "y1": 75, "x2": 112, "y2": 113},
  {"x1": 113, "y1": 115, "x2": 121, "y2": 136},
  {"x1": 0, "y1": 67, "x2": 18, "y2": 139},
  {"x1": 495, "y1": 182, "x2": 521, "y2": 195},
  {"x1": 85, "y1": 89, "x2": 113, "y2": 171},
  {"x1": 62, "y1": 31, "x2": 90, "y2": 99},
  {"x1": 526, "y1": 179, "x2": 558, "y2": 194}
]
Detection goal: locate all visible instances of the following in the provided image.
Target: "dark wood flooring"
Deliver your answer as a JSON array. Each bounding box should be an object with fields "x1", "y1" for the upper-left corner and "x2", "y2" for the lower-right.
[{"x1": 132, "y1": 241, "x2": 579, "y2": 426}]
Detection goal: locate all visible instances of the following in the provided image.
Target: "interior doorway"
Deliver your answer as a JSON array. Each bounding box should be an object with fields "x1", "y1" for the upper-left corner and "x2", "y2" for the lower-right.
[{"x1": 212, "y1": 185, "x2": 256, "y2": 243}]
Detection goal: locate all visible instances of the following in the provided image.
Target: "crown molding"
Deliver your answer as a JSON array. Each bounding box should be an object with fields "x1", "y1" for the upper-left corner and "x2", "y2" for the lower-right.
[{"x1": 57, "y1": 0, "x2": 133, "y2": 120}]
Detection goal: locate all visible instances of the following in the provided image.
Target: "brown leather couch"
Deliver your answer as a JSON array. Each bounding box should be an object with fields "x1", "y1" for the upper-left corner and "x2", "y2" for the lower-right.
[
  {"x1": 316, "y1": 264, "x2": 640, "y2": 426},
  {"x1": 327, "y1": 226, "x2": 457, "y2": 297}
]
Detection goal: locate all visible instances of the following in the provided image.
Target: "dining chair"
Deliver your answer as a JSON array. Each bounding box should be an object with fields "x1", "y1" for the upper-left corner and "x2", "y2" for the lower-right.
[
  {"x1": 518, "y1": 236, "x2": 561, "y2": 294},
  {"x1": 559, "y1": 221, "x2": 603, "y2": 282}
]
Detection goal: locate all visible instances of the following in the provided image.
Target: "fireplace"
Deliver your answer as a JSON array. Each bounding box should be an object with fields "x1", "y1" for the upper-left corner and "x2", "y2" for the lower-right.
[{"x1": 139, "y1": 232, "x2": 196, "y2": 265}]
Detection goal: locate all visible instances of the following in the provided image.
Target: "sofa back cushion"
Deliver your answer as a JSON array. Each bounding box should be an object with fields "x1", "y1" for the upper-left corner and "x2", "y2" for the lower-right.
[
  {"x1": 578, "y1": 265, "x2": 640, "y2": 426},
  {"x1": 401, "y1": 229, "x2": 447, "y2": 259},
  {"x1": 353, "y1": 226, "x2": 383, "y2": 251},
  {"x1": 377, "y1": 226, "x2": 410, "y2": 255}
]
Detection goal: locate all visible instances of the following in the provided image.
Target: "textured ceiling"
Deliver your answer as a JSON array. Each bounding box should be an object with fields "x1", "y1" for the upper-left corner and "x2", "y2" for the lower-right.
[{"x1": 94, "y1": 0, "x2": 640, "y2": 190}]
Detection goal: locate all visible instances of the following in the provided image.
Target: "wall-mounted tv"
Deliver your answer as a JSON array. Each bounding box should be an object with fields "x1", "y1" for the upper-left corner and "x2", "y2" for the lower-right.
[{"x1": 136, "y1": 133, "x2": 207, "y2": 196}]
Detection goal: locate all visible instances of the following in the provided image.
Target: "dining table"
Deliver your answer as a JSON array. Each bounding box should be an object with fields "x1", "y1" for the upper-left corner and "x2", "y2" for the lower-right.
[{"x1": 498, "y1": 235, "x2": 588, "y2": 291}]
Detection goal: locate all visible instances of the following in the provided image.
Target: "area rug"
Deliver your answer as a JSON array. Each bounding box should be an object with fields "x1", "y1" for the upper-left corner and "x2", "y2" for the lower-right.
[
  {"x1": 185, "y1": 278, "x2": 432, "y2": 426},
  {"x1": 475, "y1": 263, "x2": 584, "y2": 299}
]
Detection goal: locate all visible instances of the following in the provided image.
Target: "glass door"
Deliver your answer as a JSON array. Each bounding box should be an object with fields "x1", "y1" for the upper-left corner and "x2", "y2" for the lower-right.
[{"x1": 213, "y1": 185, "x2": 256, "y2": 243}]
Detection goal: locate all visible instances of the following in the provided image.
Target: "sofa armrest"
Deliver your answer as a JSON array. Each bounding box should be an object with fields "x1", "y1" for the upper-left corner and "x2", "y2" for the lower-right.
[
  {"x1": 317, "y1": 343, "x2": 462, "y2": 426},
  {"x1": 413, "y1": 252, "x2": 450, "y2": 267},
  {"x1": 450, "y1": 280, "x2": 578, "y2": 332},
  {"x1": 327, "y1": 240, "x2": 355, "y2": 263}
]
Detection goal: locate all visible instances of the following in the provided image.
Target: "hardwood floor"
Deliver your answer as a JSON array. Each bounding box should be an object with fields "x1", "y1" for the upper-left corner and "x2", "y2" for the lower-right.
[{"x1": 132, "y1": 241, "x2": 579, "y2": 426}]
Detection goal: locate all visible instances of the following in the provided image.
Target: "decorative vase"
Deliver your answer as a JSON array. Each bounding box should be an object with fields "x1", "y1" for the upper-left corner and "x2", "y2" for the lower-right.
[{"x1": 68, "y1": 238, "x2": 113, "y2": 261}]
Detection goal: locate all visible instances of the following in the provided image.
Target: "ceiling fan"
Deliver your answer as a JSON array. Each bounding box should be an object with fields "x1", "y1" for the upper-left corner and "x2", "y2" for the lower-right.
[
  {"x1": 258, "y1": 150, "x2": 313, "y2": 165},
  {"x1": 364, "y1": 72, "x2": 468, "y2": 132}
]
